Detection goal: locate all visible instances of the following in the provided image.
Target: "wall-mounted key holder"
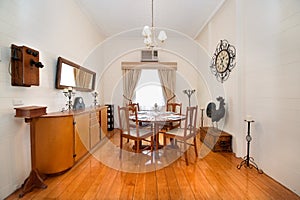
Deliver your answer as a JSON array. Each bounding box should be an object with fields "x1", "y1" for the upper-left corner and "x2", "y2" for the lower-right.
[{"x1": 11, "y1": 44, "x2": 44, "y2": 87}]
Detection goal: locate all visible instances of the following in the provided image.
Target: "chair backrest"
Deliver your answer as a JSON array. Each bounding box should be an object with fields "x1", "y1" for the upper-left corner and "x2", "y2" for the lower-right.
[
  {"x1": 128, "y1": 103, "x2": 140, "y2": 126},
  {"x1": 118, "y1": 105, "x2": 140, "y2": 137},
  {"x1": 166, "y1": 102, "x2": 182, "y2": 128},
  {"x1": 182, "y1": 105, "x2": 198, "y2": 137},
  {"x1": 166, "y1": 103, "x2": 182, "y2": 114},
  {"x1": 127, "y1": 102, "x2": 140, "y2": 112}
]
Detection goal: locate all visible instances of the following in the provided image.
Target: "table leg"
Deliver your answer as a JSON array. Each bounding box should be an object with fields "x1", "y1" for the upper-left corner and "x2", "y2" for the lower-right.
[{"x1": 153, "y1": 123, "x2": 164, "y2": 150}]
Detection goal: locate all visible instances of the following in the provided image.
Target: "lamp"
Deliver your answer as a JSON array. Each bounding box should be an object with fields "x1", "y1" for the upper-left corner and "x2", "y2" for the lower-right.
[{"x1": 142, "y1": 0, "x2": 167, "y2": 49}]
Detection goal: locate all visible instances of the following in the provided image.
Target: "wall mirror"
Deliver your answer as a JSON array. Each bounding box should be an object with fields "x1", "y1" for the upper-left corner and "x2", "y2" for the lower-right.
[{"x1": 56, "y1": 57, "x2": 96, "y2": 92}]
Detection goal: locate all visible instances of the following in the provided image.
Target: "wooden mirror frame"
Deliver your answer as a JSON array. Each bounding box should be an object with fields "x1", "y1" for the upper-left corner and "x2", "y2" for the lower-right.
[{"x1": 55, "y1": 57, "x2": 96, "y2": 92}]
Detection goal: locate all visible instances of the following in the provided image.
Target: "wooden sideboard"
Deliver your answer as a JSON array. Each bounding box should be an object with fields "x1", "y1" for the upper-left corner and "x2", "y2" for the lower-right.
[
  {"x1": 32, "y1": 106, "x2": 107, "y2": 175},
  {"x1": 200, "y1": 127, "x2": 232, "y2": 152}
]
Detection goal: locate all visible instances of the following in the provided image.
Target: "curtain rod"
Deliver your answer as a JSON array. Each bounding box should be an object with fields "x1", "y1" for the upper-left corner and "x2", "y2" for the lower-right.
[{"x1": 121, "y1": 62, "x2": 177, "y2": 70}]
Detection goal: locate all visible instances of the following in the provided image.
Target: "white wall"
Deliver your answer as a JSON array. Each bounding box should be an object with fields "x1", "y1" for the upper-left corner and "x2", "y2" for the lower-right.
[
  {"x1": 196, "y1": 0, "x2": 241, "y2": 154},
  {"x1": 81, "y1": 27, "x2": 227, "y2": 133},
  {"x1": 0, "y1": 0, "x2": 103, "y2": 198},
  {"x1": 2, "y1": 0, "x2": 299, "y2": 198},
  {"x1": 196, "y1": 0, "x2": 300, "y2": 195},
  {"x1": 99, "y1": 50, "x2": 210, "y2": 127}
]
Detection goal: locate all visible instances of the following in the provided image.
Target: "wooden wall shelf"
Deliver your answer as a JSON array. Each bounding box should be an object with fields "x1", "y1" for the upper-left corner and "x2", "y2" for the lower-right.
[{"x1": 15, "y1": 106, "x2": 47, "y2": 119}]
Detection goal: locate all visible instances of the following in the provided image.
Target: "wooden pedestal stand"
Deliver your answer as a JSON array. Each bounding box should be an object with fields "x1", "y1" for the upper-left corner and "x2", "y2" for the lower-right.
[{"x1": 14, "y1": 106, "x2": 48, "y2": 198}]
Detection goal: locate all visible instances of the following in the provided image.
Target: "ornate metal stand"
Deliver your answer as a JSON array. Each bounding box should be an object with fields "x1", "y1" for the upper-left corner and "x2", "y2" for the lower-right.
[
  {"x1": 91, "y1": 91, "x2": 99, "y2": 106},
  {"x1": 63, "y1": 87, "x2": 75, "y2": 110},
  {"x1": 183, "y1": 89, "x2": 195, "y2": 106},
  {"x1": 200, "y1": 107, "x2": 205, "y2": 128},
  {"x1": 237, "y1": 119, "x2": 263, "y2": 174}
]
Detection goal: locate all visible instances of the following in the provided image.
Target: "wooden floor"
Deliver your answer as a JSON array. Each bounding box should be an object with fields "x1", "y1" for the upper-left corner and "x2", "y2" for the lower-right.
[{"x1": 6, "y1": 130, "x2": 300, "y2": 200}]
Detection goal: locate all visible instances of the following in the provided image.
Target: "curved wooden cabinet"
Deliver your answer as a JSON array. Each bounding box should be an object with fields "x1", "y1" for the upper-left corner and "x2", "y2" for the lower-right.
[
  {"x1": 33, "y1": 115, "x2": 74, "y2": 174},
  {"x1": 32, "y1": 106, "x2": 107, "y2": 175}
]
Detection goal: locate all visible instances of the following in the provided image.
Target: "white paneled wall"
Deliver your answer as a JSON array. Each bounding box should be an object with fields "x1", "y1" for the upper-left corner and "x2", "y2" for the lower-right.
[
  {"x1": 243, "y1": 0, "x2": 300, "y2": 195},
  {"x1": 1, "y1": 0, "x2": 299, "y2": 198},
  {"x1": 0, "y1": 0, "x2": 103, "y2": 198},
  {"x1": 196, "y1": 0, "x2": 300, "y2": 195},
  {"x1": 99, "y1": 51, "x2": 210, "y2": 127}
]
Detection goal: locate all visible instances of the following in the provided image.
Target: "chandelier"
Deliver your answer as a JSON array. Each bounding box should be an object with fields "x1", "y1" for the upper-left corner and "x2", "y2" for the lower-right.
[{"x1": 142, "y1": 0, "x2": 167, "y2": 49}]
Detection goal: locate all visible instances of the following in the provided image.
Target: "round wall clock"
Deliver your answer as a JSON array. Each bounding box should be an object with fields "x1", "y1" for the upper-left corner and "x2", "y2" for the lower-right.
[{"x1": 210, "y1": 39, "x2": 236, "y2": 83}]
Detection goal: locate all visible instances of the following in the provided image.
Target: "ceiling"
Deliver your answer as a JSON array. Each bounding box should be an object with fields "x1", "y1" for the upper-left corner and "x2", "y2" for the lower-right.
[{"x1": 75, "y1": 0, "x2": 225, "y2": 39}]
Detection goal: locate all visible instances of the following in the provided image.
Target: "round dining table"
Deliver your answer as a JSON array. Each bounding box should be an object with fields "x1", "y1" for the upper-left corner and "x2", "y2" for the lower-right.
[{"x1": 129, "y1": 110, "x2": 186, "y2": 150}]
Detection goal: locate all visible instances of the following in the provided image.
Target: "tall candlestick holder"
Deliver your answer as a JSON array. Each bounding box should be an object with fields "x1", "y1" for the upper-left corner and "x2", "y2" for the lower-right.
[
  {"x1": 91, "y1": 91, "x2": 99, "y2": 106},
  {"x1": 183, "y1": 89, "x2": 196, "y2": 106},
  {"x1": 237, "y1": 118, "x2": 263, "y2": 174},
  {"x1": 63, "y1": 87, "x2": 75, "y2": 110},
  {"x1": 200, "y1": 107, "x2": 205, "y2": 128}
]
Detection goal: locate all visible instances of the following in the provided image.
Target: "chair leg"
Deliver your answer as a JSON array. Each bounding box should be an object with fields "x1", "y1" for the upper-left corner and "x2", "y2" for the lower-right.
[
  {"x1": 136, "y1": 140, "x2": 140, "y2": 153},
  {"x1": 119, "y1": 135, "x2": 123, "y2": 159},
  {"x1": 170, "y1": 138, "x2": 174, "y2": 146},
  {"x1": 194, "y1": 136, "x2": 198, "y2": 157},
  {"x1": 151, "y1": 136, "x2": 154, "y2": 151},
  {"x1": 156, "y1": 134, "x2": 159, "y2": 150},
  {"x1": 184, "y1": 151, "x2": 188, "y2": 165},
  {"x1": 174, "y1": 138, "x2": 178, "y2": 146},
  {"x1": 184, "y1": 140, "x2": 188, "y2": 165},
  {"x1": 163, "y1": 135, "x2": 167, "y2": 146}
]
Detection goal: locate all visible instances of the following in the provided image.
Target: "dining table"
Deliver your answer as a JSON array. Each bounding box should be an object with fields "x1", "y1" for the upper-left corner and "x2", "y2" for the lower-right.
[{"x1": 129, "y1": 110, "x2": 186, "y2": 151}]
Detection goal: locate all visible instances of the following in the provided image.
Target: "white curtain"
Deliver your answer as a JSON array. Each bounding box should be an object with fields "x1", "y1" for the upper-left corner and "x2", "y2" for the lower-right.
[
  {"x1": 158, "y1": 69, "x2": 176, "y2": 103},
  {"x1": 121, "y1": 62, "x2": 177, "y2": 105},
  {"x1": 122, "y1": 69, "x2": 142, "y2": 105}
]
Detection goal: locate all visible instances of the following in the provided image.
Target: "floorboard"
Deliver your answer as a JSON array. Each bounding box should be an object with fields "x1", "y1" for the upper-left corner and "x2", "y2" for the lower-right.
[{"x1": 5, "y1": 129, "x2": 300, "y2": 200}]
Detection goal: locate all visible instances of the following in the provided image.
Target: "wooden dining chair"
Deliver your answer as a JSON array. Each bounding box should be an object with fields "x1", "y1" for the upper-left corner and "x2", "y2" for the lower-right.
[
  {"x1": 127, "y1": 102, "x2": 140, "y2": 112},
  {"x1": 163, "y1": 105, "x2": 198, "y2": 165},
  {"x1": 127, "y1": 102, "x2": 152, "y2": 128},
  {"x1": 127, "y1": 102, "x2": 140, "y2": 128},
  {"x1": 165, "y1": 102, "x2": 182, "y2": 130},
  {"x1": 159, "y1": 102, "x2": 182, "y2": 145},
  {"x1": 118, "y1": 106, "x2": 154, "y2": 157}
]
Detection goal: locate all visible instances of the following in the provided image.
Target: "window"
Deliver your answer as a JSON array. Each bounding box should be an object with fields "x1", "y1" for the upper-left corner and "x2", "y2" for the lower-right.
[{"x1": 134, "y1": 70, "x2": 165, "y2": 110}]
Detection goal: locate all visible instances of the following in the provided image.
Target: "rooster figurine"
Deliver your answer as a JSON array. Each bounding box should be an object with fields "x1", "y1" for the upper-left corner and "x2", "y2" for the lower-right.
[{"x1": 206, "y1": 96, "x2": 226, "y2": 127}]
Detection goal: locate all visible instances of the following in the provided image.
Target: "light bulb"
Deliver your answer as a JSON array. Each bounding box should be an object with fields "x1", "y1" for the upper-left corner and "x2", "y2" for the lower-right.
[
  {"x1": 158, "y1": 30, "x2": 167, "y2": 42},
  {"x1": 144, "y1": 37, "x2": 152, "y2": 45},
  {"x1": 142, "y1": 26, "x2": 151, "y2": 37}
]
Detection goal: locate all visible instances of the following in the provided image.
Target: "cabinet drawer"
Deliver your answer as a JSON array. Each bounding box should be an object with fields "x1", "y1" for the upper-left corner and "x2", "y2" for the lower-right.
[
  {"x1": 90, "y1": 111, "x2": 99, "y2": 120},
  {"x1": 90, "y1": 117, "x2": 99, "y2": 126},
  {"x1": 74, "y1": 113, "x2": 89, "y2": 162}
]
